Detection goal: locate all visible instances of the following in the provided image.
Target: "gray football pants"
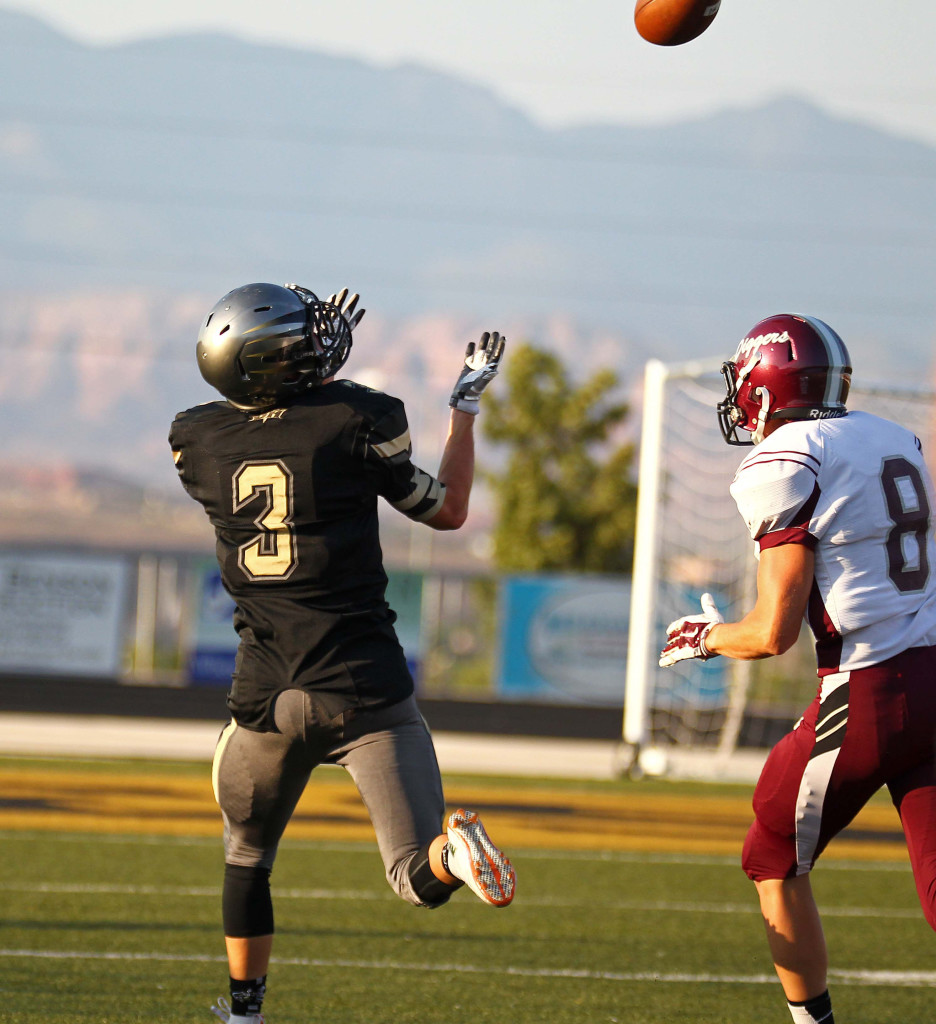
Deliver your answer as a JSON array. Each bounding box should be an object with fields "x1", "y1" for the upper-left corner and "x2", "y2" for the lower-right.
[{"x1": 211, "y1": 690, "x2": 446, "y2": 906}]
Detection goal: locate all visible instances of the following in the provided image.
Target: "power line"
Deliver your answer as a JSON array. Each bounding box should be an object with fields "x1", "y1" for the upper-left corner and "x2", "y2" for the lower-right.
[
  {"x1": 1, "y1": 248, "x2": 934, "y2": 323},
  {"x1": 0, "y1": 175, "x2": 933, "y2": 250},
  {"x1": 2, "y1": 102, "x2": 936, "y2": 179},
  {"x1": 4, "y1": 31, "x2": 936, "y2": 116}
]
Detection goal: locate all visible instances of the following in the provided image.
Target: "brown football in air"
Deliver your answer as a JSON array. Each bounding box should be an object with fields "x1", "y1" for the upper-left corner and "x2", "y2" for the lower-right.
[{"x1": 634, "y1": 0, "x2": 721, "y2": 46}]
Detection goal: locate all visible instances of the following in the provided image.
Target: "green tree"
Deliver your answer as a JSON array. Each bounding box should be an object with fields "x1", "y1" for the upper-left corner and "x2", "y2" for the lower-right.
[{"x1": 482, "y1": 342, "x2": 638, "y2": 574}]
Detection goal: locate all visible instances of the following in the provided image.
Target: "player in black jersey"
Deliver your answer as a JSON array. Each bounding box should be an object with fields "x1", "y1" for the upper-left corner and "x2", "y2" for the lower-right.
[{"x1": 170, "y1": 282, "x2": 515, "y2": 1024}]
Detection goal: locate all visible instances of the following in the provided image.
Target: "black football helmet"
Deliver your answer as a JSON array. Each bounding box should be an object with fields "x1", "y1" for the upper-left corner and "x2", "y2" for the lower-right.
[{"x1": 196, "y1": 282, "x2": 354, "y2": 410}]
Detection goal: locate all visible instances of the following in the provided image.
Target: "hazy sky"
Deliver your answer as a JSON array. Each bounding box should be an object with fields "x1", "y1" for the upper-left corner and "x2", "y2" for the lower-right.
[{"x1": 7, "y1": 0, "x2": 936, "y2": 147}]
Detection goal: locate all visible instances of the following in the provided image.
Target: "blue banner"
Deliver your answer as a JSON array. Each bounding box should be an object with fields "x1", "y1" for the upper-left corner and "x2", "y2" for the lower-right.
[
  {"x1": 498, "y1": 574, "x2": 631, "y2": 706},
  {"x1": 187, "y1": 561, "x2": 238, "y2": 686}
]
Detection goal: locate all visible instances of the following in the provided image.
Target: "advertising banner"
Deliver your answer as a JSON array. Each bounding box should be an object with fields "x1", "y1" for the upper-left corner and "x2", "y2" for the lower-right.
[
  {"x1": 385, "y1": 570, "x2": 424, "y2": 681},
  {"x1": 187, "y1": 560, "x2": 239, "y2": 685},
  {"x1": 0, "y1": 551, "x2": 130, "y2": 676},
  {"x1": 498, "y1": 574, "x2": 631, "y2": 706}
]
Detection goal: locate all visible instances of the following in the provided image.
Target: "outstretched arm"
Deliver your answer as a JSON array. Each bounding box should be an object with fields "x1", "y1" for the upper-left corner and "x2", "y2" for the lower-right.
[
  {"x1": 660, "y1": 543, "x2": 813, "y2": 667},
  {"x1": 425, "y1": 331, "x2": 505, "y2": 531},
  {"x1": 425, "y1": 410, "x2": 475, "y2": 531},
  {"x1": 704, "y1": 543, "x2": 813, "y2": 659}
]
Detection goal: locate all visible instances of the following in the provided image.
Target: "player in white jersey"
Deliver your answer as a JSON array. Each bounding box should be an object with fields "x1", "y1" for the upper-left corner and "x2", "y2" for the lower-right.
[
  {"x1": 731, "y1": 410, "x2": 936, "y2": 674},
  {"x1": 659, "y1": 314, "x2": 936, "y2": 1024}
]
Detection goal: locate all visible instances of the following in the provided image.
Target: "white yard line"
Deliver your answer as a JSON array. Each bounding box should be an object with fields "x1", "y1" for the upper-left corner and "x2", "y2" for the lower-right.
[
  {"x1": 0, "y1": 949, "x2": 933, "y2": 987},
  {"x1": 0, "y1": 880, "x2": 921, "y2": 918},
  {"x1": 0, "y1": 831, "x2": 913, "y2": 871}
]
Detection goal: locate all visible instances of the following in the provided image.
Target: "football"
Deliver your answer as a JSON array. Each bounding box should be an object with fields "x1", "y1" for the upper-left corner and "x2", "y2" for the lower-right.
[{"x1": 634, "y1": 0, "x2": 721, "y2": 46}]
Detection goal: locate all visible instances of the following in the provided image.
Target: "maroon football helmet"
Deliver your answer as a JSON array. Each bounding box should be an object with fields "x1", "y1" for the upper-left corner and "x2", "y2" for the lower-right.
[{"x1": 717, "y1": 314, "x2": 852, "y2": 446}]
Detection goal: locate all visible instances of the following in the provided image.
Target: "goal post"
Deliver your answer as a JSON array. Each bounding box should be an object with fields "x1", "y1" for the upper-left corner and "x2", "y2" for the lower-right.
[{"x1": 622, "y1": 357, "x2": 936, "y2": 780}]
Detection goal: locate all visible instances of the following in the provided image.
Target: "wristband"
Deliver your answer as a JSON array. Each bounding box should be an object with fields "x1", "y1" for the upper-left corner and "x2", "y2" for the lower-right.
[{"x1": 698, "y1": 622, "x2": 718, "y2": 660}]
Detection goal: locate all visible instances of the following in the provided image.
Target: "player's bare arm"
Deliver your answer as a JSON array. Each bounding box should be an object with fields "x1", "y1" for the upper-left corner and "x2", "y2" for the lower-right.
[
  {"x1": 425, "y1": 331, "x2": 506, "y2": 531},
  {"x1": 703, "y1": 542, "x2": 813, "y2": 660},
  {"x1": 659, "y1": 524, "x2": 814, "y2": 668},
  {"x1": 425, "y1": 410, "x2": 475, "y2": 530}
]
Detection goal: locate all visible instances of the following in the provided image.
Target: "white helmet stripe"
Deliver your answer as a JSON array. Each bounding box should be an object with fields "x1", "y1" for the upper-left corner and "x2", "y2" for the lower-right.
[{"x1": 802, "y1": 315, "x2": 849, "y2": 406}]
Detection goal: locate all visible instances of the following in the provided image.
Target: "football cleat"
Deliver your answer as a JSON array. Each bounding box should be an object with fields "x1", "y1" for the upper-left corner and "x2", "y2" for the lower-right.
[
  {"x1": 210, "y1": 996, "x2": 265, "y2": 1024},
  {"x1": 446, "y1": 808, "x2": 515, "y2": 907}
]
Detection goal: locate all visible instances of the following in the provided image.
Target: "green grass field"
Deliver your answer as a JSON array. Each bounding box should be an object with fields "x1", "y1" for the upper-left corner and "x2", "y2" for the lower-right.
[{"x1": 1, "y1": 756, "x2": 934, "y2": 1023}]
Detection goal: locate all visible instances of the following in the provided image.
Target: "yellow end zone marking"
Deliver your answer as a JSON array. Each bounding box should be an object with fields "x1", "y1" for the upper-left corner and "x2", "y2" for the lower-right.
[{"x1": 0, "y1": 766, "x2": 909, "y2": 861}]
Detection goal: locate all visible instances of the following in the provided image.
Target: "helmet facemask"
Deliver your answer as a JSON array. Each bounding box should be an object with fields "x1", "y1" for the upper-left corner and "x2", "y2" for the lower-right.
[
  {"x1": 717, "y1": 354, "x2": 770, "y2": 446},
  {"x1": 282, "y1": 284, "x2": 352, "y2": 384}
]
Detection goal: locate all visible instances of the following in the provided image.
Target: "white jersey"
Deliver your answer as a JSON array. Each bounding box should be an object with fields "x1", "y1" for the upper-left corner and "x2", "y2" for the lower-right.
[{"x1": 729, "y1": 410, "x2": 936, "y2": 674}]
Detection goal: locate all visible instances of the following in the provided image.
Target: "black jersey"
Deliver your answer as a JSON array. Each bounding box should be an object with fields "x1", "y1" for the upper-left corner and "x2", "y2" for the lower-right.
[{"x1": 169, "y1": 380, "x2": 446, "y2": 731}]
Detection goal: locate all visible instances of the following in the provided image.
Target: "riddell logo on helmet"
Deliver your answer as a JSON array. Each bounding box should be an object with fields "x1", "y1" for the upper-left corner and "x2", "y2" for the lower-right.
[
  {"x1": 809, "y1": 409, "x2": 846, "y2": 419},
  {"x1": 734, "y1": 331, "x2": 792, "y2": 361}
]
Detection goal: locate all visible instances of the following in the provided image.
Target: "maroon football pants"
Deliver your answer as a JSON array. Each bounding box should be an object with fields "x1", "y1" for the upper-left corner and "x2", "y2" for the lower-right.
[{"x1": 742, "y1": 644, "x2": 936, "y2": 929}]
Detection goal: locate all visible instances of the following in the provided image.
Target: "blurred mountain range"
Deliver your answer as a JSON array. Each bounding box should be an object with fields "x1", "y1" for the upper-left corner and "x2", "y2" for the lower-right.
[{"x1": 1, "y1": 8, "x2": 935, "y2": 552}]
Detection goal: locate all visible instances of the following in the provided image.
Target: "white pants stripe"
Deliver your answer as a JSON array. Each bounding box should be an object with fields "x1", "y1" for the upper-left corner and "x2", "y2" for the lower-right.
[{"x1": 794, "y1": 671, "x2": 850, "y2": 874}]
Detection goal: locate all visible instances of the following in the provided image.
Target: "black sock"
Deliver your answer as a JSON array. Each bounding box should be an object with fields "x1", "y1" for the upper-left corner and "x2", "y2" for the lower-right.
[
  {"x1": 788, "y1": 989, "x2": 833, "y2": 1023},
  {"x1": 230, "y1": 975, "x2": 266, "y2": 1017}
]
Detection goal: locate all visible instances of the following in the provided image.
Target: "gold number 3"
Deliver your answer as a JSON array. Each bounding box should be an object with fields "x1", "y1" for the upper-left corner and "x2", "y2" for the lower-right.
[{"x1": 233, "y1": 460, "x2": 298, "y2": 580}]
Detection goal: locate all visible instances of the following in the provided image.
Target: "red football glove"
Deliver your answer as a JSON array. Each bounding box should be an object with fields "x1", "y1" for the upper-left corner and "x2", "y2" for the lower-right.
[{"x1": 659, "y1": 593, "x2": 724, "y2": 668}]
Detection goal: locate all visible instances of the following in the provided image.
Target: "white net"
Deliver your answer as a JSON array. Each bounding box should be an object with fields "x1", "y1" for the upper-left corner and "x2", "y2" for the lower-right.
[{"x1": 627, "y1": 360, "x2": 936, "y2": 767}]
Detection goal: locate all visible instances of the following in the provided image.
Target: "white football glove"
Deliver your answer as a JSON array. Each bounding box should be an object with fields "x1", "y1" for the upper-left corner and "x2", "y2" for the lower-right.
[
  {"x1": 659, "y1": 593, "x2": 724, "y2": 668},
  {"x1": 449, "y1": 331, "x2": 505, "y2": 414},
  {"x1": 326, "y1": 288, "x2": 366, "y2": 331}
]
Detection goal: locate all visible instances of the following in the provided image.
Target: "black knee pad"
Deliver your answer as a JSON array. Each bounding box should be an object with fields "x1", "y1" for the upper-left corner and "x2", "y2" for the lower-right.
[
  {"x1": 408, "y1": 840, "x2": 459, "y2": 908},
  {"x1": 223, "y1": 863, "x2": 275, "y2": 937}
]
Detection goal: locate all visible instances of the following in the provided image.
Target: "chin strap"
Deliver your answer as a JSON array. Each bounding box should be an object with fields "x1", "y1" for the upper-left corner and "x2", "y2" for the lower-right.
[{"x1": 751, "y1": 385, "x2": 773, "y2": 444}]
